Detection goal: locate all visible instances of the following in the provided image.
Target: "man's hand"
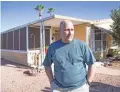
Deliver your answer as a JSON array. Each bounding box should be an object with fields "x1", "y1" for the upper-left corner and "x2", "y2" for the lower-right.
[{"x1": 87, "y1": 64, "x2": 96, "y2": 85}]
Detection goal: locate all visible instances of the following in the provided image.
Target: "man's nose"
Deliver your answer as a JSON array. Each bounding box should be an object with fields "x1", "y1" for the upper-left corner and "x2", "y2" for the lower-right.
[{"x1": 68, "y1": 31, "x2": 72, "y2": 35}]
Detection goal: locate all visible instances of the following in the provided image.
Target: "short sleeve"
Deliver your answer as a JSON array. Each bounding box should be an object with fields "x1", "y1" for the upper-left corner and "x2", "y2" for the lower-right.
[
  {"x1": 43, "y1": 46, "x2": 53, "y2": 67},
  {"x1": 83, "y1": 43, "x2": 96, "y2": 66}
]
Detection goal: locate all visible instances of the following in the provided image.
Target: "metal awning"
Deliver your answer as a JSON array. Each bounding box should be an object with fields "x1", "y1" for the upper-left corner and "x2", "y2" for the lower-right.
[
  {"x1": 95, "y1": 25, "x2": 112, "y2": 34},
  {"x1": 94, "y1": 22, "x2": 113, "y2": 34},
  {"x1": 29, "y1": 15, "x2": 91, "y2": 27},
  {"x1": 2, "y1": 15, "x2": 92, "y2": 34}
]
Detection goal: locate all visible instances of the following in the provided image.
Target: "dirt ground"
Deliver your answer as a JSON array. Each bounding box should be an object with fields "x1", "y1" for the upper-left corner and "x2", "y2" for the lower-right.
[
  {"x1": 106, "y1": 60, "x2": 120, "y2": 70},
  {"x1": 1, "y1": 59, "x2": 120, "y2": 92}
]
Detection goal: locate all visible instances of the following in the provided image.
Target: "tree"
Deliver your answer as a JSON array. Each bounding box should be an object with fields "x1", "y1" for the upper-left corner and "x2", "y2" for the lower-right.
[
  {"x1": 47, "y1": 8, "x2": 55, "y2": 16},
  {"x1": 110, "y1": 7, "x2": 120, "y2": 47},
  {"x1": 34, "y1": 5, "x2": 44, "y2": 19}
]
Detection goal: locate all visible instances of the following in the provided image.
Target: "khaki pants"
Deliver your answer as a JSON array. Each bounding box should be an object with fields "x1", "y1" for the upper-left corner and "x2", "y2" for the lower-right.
[{"x1": 50, "y1": 82, "x2": 89, "y2": 92}]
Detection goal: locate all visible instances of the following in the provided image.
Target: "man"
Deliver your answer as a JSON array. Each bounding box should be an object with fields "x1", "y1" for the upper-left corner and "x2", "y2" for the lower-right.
[{"x1": 43, "y1": 20, "x2": 96, "y2": 92}]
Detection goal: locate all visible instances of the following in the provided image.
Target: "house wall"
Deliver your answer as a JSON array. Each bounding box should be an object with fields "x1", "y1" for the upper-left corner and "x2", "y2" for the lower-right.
[
  {"x1": 1, "y1": 50, "x2": 28, "y2": 65},
  {"x1": 107, "y1": 34, "x2": 113, "y2": 48},
  {"x1": 74, "y1": 24, "x2": 87, "y2": 42},
  {"x1": 51, "y1": 24, "x2": 87, "y2": 43}
]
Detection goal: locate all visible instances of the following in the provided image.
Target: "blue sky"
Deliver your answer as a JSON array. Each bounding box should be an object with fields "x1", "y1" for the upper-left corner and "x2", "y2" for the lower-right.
[{"x1": 1, "y1": 1, "x2": 120, "y2": 32}]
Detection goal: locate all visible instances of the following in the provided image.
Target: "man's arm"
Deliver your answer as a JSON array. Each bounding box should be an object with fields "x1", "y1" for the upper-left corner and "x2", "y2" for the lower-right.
[
  {"x1": 44, "y1": 66, "x2": 54, "y2": 84},
  {"x1": 87, "y1": 64, "x2": 96, "y2": 84}
]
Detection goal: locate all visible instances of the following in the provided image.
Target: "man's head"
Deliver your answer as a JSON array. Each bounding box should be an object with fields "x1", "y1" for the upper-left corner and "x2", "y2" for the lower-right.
[{"x1": 59, "y1": 20, "x2": 74, "y2": 43}]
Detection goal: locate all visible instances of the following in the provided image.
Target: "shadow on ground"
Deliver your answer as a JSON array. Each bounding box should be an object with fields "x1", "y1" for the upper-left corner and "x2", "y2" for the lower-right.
[
  {"x1": 1, "y1": 58, "x2": 29, "y2": 69},
  {"x1": 41, "y1": 82, "x2": 120, "y2": 92},
  {"x1": 90, "y1": 82, "x2": 120, "y2": 92}
]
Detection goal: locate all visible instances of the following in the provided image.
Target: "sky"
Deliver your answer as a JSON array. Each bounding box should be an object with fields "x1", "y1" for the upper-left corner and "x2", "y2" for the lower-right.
[{"x1": 1, "y1": 1, "x2": 120, "y2": 32}]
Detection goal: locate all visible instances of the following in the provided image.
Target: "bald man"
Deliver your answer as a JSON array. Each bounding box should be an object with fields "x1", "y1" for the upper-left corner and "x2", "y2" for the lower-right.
[{"x1": 43, "y1": 20, "x2": 96, "y2": 92}]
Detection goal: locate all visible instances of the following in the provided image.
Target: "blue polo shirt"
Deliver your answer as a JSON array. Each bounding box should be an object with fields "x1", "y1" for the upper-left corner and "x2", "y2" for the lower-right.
[{"x1": 43, "y1": 38, "x2": 96, "y2": 90}]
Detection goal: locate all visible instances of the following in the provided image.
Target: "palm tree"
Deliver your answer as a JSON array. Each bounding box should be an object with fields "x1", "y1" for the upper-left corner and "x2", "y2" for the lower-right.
[
  {"x1": 47, "y1": 8, "x2": 55, "y2": 16},
  {"x1": 34, "y1": 5, "x2": 44, "y2": 19}
]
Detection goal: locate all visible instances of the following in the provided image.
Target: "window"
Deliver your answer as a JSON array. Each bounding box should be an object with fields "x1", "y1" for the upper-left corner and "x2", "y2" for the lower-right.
[
  {"x1": 20, "y1": 27, "x2": 26, "y2": 50},
  {"x1": 28, "y1": 27, "x2": 40, "y2": 50},
  {"x1": 28, "y1": 27, "x2": 51, "y2": 50},
  {"x1": 8, "y1": 31, "x2": 13, "y2": 50},
  {"x1": 95, "y1": 41, "x2": 101, "y2": 51},
  {"x1": 14, "y1": 30, "x2": 19, "y2": 50},
  {"x1": 95, "y1": 33, "x2": 101, "y2": 40},
  {"x1": 94, "y1": 29, "x2": 101, "y2": 33},
  {"x1": 1, "y1": 34, "x2": 3, "y2": 49},
  {"x1": 94, "y1": 29, "x2": 102, "y2": 51},
  {"x1": 94, "y1": 29, "x2": 108, "y2": 51},
  {"x1": 3, "y1": 33, "x2": 7, "y2": 49}
]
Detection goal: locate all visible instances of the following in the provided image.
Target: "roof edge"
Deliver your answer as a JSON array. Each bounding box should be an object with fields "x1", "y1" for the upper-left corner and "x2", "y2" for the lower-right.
[{"x1": 1, "y1": 15, "x2": 55, "y2": 34}]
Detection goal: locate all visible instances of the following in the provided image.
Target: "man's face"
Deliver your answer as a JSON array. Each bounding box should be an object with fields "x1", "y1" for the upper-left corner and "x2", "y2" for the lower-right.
[{"x1": 61, "y1": 21, "x2": 74, "y2": 43}]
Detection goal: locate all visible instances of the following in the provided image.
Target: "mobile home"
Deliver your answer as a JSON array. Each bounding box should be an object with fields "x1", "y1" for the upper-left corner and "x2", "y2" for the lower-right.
[{"x1": 1, "y1": 15, "x2": 113, "y2": 67}]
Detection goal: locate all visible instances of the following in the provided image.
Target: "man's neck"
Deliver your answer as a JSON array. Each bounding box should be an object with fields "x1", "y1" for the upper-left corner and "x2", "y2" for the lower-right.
[{"x1": 61, "y1": 39, "x2": 73, "y2": 43}]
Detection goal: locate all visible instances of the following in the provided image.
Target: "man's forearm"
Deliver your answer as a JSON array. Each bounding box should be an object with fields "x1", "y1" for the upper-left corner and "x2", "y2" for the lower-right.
[
  {"x1": 44, "y1": 66, "x2": 54, "y2": 83},
  {"x1": 87, "y1": 64, "x2": 96, "y2": 83}
]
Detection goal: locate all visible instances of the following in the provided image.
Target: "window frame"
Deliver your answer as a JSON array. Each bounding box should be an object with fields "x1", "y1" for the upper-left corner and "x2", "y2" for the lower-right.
[{"x1": 94, "y1": 29, "x2": 108, "y2": 51}]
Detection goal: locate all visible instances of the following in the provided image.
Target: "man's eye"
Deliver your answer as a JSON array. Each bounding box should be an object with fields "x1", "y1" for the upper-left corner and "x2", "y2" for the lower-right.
[
  {"x1": 64, "y1": 29, "x2": 68, "y2": 31},
  {"x1": 64, "y1": 29, "x2": 74, "y2": 31}
]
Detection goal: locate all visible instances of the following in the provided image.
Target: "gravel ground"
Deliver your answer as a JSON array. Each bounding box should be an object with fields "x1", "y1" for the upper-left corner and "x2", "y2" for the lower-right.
[
  {"x1": 106, "y1": 61, "x2": 120, "y2": 70},
  {"x1": 91, "y1": 74, "x2": 120, "y2": 92},
  {"x1": 1, "y1": 59, "x2": 120, "y2": 92}
]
